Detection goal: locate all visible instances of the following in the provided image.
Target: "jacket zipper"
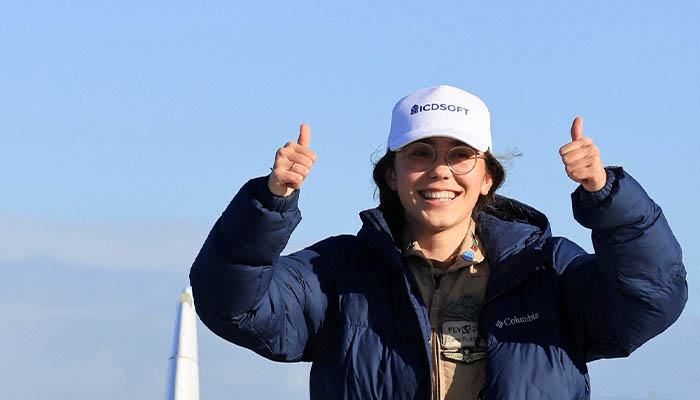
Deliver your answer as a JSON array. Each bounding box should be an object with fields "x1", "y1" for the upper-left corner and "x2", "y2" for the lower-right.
[
  {"x1": 397, "y1": 263, "x2": 434, "y2": 400},
  {"x1": 432, "y1": 330, "x2": 440, "y2": 400},
  {"x1": 429, "y1": 272, "x2": 444, "y2": 400}
]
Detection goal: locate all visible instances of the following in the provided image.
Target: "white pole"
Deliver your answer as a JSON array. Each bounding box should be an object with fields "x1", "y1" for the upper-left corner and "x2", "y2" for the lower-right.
[{"x1": 166, "y1": 287, "x2": 200, "y2": 400}]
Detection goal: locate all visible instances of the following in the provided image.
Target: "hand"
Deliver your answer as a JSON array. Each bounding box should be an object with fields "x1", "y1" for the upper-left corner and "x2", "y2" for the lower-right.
[
  {"x1": 267, "y1": 123, "x2": 318, "y2": 197},
  {"x1": 559, "y1": 117, "x2": 607, "y2": 192}
]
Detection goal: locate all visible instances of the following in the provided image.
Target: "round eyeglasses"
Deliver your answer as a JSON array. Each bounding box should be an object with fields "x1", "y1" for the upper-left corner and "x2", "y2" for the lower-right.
[{"x1": 396, "y1": 142, "x2": 485, "y2": 175}]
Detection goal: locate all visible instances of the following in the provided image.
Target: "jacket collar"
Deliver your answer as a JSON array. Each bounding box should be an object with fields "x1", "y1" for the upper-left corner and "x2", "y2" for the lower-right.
[
  {"x1": 476, "y1": 195, "x2": 552, "y2": 302},
  {"x1": 357, "y1": 208, "x2": 405, "y2": 270},
  {"x1": 476, "y1": 195, "x2": 551, "y2": 265}
]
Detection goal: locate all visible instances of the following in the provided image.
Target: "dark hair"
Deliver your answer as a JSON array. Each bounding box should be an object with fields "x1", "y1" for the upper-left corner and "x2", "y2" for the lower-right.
[{"x1": 372, "y1": 149, "x2": 507, "y2": 239}]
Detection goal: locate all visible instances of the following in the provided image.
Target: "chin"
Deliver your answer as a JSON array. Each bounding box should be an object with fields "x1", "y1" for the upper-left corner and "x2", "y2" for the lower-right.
[{"x1": 417, "y1": 216, "x2": 467, "y2": 233}]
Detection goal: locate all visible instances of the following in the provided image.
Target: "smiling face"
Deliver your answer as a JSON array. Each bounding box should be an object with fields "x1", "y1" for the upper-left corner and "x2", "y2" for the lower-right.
[{"x1": 385, "y1": 137, "x2": 493, "y2": 239}]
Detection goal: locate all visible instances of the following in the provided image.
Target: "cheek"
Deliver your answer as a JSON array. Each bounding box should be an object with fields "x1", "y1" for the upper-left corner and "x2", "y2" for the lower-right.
[
  {"x1": 396, "y1": 181, "x2": 417, "y2": 205},
  {"x1": 390, "y1": 164, "x2": 415, "y2": 192},
  {"x1": 393, "y1": 172, "x2": 422, "y2": 207}
]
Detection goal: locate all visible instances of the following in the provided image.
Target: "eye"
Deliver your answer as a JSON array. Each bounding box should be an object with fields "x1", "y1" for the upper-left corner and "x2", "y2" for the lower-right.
[
  {"x1": 405, "y1": 143, "x2": 433, "y2": 159},
  {"x1": 450, "y1": 147, "x2": 477, "y2": 160},
  {"x1": 410, "y1": 149, "x2": 430, "y2": 157}
]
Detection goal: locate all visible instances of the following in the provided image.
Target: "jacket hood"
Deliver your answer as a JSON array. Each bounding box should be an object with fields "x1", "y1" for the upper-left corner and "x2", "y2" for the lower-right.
[{"x1": 358, "y1": 194, "x2": 552, "y2": 270}]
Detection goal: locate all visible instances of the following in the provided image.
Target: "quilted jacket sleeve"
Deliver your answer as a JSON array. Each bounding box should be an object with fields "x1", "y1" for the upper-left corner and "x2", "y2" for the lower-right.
[
  {"x1": 189, "y1": 176, "x2": 329, "y2": 362},
  {"x1": 555, "y1": 167, "x2": 687, "y2": 362}
]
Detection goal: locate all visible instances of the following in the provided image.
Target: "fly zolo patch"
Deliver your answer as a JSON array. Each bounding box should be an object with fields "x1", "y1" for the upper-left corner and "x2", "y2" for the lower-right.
[{"x1": 439, "y1": 320, "x2": 480, "y2": 350}]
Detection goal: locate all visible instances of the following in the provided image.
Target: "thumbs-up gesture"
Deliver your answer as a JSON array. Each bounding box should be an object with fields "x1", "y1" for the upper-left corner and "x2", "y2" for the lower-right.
[
  {"x1": 267, "y1": 123, "x2": 318, "y2": 197},
  {"x1": 559, "y1": 117, "x2": 607, "y2": 192}
]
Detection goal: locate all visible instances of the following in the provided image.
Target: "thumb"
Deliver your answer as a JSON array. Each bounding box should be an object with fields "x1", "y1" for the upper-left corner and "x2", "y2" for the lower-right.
[
  {"x1": 570, "y1": 117, "x2": 583, "y2": 142},
  {"x1": 297, "y1": 123, "x2": 311, "y2": 147}
]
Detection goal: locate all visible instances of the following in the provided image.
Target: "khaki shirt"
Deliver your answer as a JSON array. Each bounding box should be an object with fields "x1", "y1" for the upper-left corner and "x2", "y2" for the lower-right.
[{"x1": 403, "y1": 221, "x2": 489, "y2": 400}]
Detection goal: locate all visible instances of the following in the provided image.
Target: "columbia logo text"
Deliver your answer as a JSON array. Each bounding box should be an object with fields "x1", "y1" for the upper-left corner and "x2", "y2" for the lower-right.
[
  {"x1": 410, "y1": 103, "x2": 469, "y2": 115},
  {"x1": 495, "y1": 312, "x2": 539, "y2": 328}
]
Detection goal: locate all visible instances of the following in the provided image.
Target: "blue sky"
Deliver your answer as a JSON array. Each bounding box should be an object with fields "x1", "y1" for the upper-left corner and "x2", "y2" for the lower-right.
[{"x1": 2, "y1": 1, "x2": 698, "y2": 399}]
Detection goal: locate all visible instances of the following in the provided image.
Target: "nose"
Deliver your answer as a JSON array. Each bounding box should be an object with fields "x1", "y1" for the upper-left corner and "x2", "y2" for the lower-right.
[{"x1": 428, "y1": 155, "x2": 452, "y2": 179}]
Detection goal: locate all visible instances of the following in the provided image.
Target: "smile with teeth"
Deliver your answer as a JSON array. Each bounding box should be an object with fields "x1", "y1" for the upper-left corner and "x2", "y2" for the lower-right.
[{"x1": 419, "y1": 190, "x2": 457, "y2": 201}]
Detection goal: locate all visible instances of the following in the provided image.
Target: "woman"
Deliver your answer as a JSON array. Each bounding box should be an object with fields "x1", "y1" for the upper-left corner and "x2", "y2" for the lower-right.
[{"x1": 190, "y1": 85, "x2": 687, "y2": 399}]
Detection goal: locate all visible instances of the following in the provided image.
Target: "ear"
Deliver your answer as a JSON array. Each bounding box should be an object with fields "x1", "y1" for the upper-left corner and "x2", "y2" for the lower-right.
[
  {"x1": 385, "y1": 166, "x2": 397, "y2": 191},
  {"x1": 480, "y1": 170, "x2": 493, "y2": 195}
]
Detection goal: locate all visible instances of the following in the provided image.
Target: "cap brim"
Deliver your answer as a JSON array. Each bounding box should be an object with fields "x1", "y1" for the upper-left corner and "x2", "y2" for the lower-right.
[{"x1": 388, "y1": 130, "x2": 491, "y2": 152}]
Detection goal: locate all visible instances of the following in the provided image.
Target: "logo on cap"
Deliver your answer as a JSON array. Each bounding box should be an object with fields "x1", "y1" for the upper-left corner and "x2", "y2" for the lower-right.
[{"x1": 410, "y1": 103, "x2": 469, "y2": 116}]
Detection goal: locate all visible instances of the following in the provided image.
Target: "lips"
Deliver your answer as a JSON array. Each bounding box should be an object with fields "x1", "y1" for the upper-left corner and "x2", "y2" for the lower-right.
[{"x1": 419, "y1": 190, "x2": 458, "y2": 201}]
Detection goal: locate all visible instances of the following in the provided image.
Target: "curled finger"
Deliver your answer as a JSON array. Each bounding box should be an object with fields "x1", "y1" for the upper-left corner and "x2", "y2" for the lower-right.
[
  {"x1": 285, "y1": 151, "x2": 315, "y2": 171},
  {"x1": 278, "y1": 169, "x2": 305, "y2": 189},
  {"x1": 561, "y1": 144, "x2": 599, "y2": 165},
  {"x1": 289, "y1": 161, "x2": 310, "y2": 177},
  {"x1": 284, "y1": 141, "x2": 319, "y2": 163},
  {"x1": 559, "y1": 136, "x2": 594, "y2": 157}
]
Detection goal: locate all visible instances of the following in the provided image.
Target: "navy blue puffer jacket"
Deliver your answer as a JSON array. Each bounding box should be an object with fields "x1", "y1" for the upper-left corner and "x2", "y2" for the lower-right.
[{"x1": 190, "y1": 167, "x2": 687, "y2": 399}]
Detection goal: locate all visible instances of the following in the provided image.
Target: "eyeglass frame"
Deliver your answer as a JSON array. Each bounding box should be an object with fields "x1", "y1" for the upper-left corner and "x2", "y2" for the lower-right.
[{"x1": 394, "y1": 141, "x2": 486, "y2": 175}]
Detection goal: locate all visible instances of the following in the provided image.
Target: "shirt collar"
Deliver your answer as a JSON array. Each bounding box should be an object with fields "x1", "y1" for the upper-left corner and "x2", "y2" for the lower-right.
[{"x1": 402, "y1": 219, "x2": 486, "y2": 272}]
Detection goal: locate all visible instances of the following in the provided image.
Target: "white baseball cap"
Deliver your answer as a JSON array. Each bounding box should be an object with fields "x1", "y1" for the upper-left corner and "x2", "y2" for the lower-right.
[{"x1": 387, "y1": 85, "x2": 492, "y2": 152}]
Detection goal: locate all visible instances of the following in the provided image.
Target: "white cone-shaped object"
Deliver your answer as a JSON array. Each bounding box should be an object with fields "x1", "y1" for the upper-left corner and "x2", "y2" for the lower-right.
[{"x1": 167, "y1": 287, "x2": 200, "y2": 400}]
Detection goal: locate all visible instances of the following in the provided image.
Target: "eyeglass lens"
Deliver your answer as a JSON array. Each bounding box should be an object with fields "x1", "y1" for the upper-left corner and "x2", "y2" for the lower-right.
[{"x1": 401, "y1": 143, "x2": 479, "y2": 174}]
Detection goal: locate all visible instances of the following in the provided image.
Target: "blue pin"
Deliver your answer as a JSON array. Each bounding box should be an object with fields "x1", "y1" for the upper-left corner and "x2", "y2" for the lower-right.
[{"x1": 461, "y1": 250, "x2": 475, "y2": 261}]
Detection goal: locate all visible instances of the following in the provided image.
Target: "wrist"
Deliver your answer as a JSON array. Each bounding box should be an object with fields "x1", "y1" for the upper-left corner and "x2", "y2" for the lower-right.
[
  {"x1": 573, "y1": 167, "x2": 618, "y2": 209},
  {"x1": 581, "y1": 169, "x2": 607, "y2": 192},
  {"x1": 257, "y1": 176, "x2": 300, "y2": 212},
  {"x1": 267, "y1": 174, "x2": 296, "y2": 197}
]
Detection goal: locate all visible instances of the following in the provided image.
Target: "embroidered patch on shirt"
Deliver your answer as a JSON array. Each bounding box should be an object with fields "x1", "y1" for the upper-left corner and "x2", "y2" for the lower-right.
[
  {"x1": 442, "y1": 294, "x2": 482, "y2": 321},
  {"x1": 439, "y1": 320, "x2": 480, "y2": 350},
  {"x1": 441, "y1": 347, "x2": 487, "y2": 364}
]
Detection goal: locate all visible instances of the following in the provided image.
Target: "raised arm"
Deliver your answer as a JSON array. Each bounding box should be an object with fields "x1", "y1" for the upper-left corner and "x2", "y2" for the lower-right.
[
  {"x1": 189, "y1": 124, "x2": 328, "y2": 362},
  {"x1": 555, "y1": 118, "x2": 687, "y2": 361}
]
